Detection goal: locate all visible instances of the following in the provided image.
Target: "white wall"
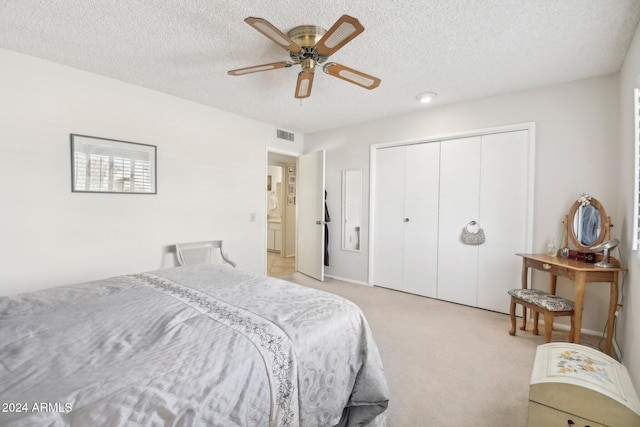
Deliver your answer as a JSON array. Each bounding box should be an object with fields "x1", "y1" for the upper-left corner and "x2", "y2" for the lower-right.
[
  {"x1": 0, "y1": 49, "x2": 302, "y2": 295},
  {"x1": 616, "y1": 21, "x2": 640, "y2": 389},
  {"x1": 305, "y1": 74, "x2": 620, "y2": 336}
]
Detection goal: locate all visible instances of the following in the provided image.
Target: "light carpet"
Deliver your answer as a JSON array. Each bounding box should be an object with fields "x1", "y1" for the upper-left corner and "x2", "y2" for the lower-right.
[{"x1": 282, "y1": 272, "x2": 605, "y2": 427}]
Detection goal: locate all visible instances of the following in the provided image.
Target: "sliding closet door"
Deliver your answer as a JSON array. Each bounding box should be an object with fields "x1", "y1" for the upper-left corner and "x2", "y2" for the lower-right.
[
  {"x1": 437, "y1": 136, "x2": 482, "y2": 306},
  {"x1": 403, "y1": 143, "x2": 439, "y2": 297},
  {"x1": 373, "y1": 146, "x2": 405, "y2": 291},
  {"x1": 477, "y1": 130, "x2": 529, "y2": 313}
]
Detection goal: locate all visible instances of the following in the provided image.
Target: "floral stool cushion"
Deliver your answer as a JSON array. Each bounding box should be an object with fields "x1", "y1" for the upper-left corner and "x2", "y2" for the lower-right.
[{"x1": 508, "y1": 288, "x2": 575, "y2": 312}]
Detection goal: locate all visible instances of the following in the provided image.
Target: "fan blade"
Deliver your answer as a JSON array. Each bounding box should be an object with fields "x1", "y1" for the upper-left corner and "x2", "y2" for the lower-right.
[
  {"x1": 315, "y1": 15, "x2": 364, "y2": 56},
  {"x1": 228, "y1": 61, "x2": 293, "y2": 76},
  {"x1": 245, "y1": 17, "x2": 302, "y2": 53},
  {"x1": 323, "y1": 63, "x2": 380, "y2": 89},
  {"x1": 295, "y1": 72, "x2": 314, "y2": 99}
]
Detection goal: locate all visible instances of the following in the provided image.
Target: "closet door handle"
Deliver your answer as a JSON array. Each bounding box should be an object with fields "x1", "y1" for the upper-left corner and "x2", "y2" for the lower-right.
[{"x1": 403, "y1": 218, "x2": 410, "y2": 222}]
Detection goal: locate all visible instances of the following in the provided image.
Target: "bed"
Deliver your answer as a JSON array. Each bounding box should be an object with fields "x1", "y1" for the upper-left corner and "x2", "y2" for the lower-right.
[{"x1": 0, "y1": 264, "x2": 389, "y2": 426}]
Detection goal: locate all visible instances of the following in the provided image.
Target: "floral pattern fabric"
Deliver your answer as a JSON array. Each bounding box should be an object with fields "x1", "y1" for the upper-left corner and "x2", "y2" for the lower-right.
[{"x1": 508, "y1": 288, "x2": 575, "y2": 311}]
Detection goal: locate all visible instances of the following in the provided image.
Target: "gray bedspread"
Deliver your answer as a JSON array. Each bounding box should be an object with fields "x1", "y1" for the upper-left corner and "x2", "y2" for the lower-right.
[{"x1": 0, "y1": 265, "x2": 389, "y2": 426}]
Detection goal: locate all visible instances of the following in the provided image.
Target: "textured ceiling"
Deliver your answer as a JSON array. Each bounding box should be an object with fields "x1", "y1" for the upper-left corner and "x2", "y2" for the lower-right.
[{"x1": 1, "y1": 1, "x2": 639, "y2": 134}]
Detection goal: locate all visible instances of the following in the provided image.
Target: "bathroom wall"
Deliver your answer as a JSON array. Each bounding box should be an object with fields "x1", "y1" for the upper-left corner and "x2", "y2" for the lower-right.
[{"x1": 267, "y1": 165, "x2": 283, "y2": 220}]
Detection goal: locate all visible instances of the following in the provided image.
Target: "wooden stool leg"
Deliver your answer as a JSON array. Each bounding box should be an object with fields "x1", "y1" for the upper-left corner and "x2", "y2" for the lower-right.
[
  {"x1": 509, "y1": 298, "x2": 517, "y2": 336},
  {"x1": 520, "y1": 306, "x2": 527, "y2": 331},
  {"x1": 543, "y1": 311, "x2": 554, "y2": 343},
  {"x1": 569, "y1": 314, "x2": 575, "y2": 343},
  {"x1": 532, "y1": 310, "x2": 539, "y2": 336}
]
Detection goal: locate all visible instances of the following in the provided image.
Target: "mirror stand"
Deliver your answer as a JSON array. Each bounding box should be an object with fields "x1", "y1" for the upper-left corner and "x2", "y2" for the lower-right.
[{"x1": 594, "y1": 246, "x2": 615, "y2": 268}]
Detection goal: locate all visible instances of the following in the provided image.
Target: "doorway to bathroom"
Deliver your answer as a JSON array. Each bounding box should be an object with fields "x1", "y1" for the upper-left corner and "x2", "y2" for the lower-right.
[{"x1": 267, "y1": 151, "x2": 297, "y2": 278}]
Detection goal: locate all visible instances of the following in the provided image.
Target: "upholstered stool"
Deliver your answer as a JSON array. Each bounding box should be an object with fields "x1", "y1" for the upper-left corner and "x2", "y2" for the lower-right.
[{"x1": 508, "y1": 288, "x2": 575, "y2": 343}]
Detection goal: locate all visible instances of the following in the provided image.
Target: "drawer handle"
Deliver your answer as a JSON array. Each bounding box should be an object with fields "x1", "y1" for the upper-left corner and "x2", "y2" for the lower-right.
[{"x1": 542, "y1": 263, "x2": 552, "y2": 270}]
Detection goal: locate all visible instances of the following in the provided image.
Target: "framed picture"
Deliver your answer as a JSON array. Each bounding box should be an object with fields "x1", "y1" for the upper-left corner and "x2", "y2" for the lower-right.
[
  {"x1": 289, "y1": 185, "x2": 295, "y2": 195},
  {"x1": 288, "y1": 166, "x2": 295, "y2": 174},
  {"x1": 70, "y1": 134, "x2": 157, "y2": 194},
  {"x1": 288, "y1": 175, "x2": 296, "y2": 184}
]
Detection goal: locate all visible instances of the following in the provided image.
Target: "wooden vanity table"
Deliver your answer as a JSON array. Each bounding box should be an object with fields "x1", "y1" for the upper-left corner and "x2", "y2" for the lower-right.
[
  {"x1": 516, "y1": 253, "x2": 624, "y2": 356},
  {"x1": 516, "y1": 194, "x2": 628, "y2": 356}
]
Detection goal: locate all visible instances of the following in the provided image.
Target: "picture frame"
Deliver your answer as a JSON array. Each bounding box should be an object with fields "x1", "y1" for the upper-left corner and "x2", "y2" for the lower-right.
[
  {"x1": 70, "y1": 134, "x2": 157, "y2": 194},
  {"x1": 288, "y1": 175, "x2": 296, "y2": 184}
]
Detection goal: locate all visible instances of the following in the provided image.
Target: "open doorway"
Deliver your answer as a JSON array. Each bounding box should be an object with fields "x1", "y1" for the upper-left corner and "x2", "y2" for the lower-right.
[{"x1": 267, "y1": 151, "x2": 297, "y2": 278}]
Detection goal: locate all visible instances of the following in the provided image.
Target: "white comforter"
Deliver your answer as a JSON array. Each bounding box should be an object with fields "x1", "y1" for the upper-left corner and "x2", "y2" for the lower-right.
[{"x1": 0, "y1": 265, "x2": 389, "y2": 426}]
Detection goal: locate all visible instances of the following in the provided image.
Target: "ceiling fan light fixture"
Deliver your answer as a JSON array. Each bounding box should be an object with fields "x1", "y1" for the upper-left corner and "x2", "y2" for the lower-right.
[
  {"x1": 416, "y1": 92, "x2": 437, "y2": 103},
  {"x1": 229, "y1": 15, "x2": 380, "y2": 98},
  {"x1": 287, "y1": 25, "x2": 326, "y2": 48}
]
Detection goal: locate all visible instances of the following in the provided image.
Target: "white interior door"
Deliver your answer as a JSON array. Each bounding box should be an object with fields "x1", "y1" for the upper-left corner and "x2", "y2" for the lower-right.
[{"x1": 297, "y1": 150, "x2": 326, "y2": 281}]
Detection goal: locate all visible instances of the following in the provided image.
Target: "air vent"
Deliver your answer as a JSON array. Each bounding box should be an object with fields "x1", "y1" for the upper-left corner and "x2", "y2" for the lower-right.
[{"x1": 277, "y1": 129, "x2": 295, "y2": 142}]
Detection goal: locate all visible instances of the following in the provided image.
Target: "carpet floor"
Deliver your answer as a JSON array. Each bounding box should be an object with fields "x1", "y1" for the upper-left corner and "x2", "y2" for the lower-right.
[{"x1": 281, "y1": 272, "x2": 606, "y2": 427}]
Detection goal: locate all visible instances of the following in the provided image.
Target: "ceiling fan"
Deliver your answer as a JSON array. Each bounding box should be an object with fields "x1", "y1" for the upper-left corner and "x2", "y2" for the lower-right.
[{"x1": 227, "y1": 15, "x2": 381, "y2": 99}]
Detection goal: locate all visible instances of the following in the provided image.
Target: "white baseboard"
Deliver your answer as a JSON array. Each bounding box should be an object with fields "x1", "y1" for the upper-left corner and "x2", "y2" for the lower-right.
[
  {"x1": 324, "y1": 274, "x2": 370, "y2": 287},
  {"x1": 613, "y1": 339, "x2": 622, "y2": 361},
  {"x1": 539, "y1": 321, "x2": 597, "y2": 337},
  {"x1": 536, "y1": 318, "x2": 617, "y2": 350}
]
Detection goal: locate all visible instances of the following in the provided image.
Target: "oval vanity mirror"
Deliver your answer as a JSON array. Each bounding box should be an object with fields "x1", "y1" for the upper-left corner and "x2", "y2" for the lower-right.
[{"x1": 566, "y1": 195, "x2": 609, "y2": 251}]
